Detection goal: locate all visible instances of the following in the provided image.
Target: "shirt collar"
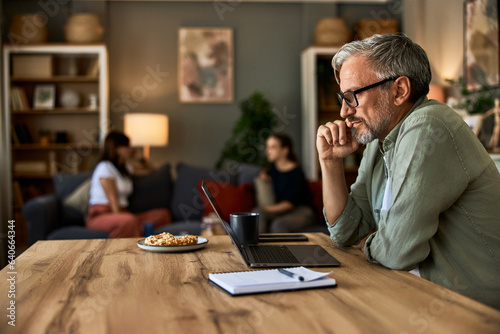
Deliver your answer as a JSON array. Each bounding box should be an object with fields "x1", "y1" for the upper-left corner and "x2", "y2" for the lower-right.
[{"x1": 381, "y1": 96, "x2": 428, "y2": 152}]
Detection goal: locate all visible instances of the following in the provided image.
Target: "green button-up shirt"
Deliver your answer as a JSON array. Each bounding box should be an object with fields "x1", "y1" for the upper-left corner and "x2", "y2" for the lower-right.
[{"x1": 327, "y1": 97, "x2": 500, "y2": 309}]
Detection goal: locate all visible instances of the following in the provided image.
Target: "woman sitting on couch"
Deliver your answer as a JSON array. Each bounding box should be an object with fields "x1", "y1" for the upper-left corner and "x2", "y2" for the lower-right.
[
  {"x1": 255, "y1": 133, "x2": 315, "y2": 233},
  {"x1": 86, "y1": 131, "x2": 171, "y2": 237}
]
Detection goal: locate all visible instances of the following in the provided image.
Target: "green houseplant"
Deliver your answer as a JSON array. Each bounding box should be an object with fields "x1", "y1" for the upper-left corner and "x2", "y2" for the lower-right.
[
  {"x1": 216, "y1": 92, "x2": 277, "y2": 169},
  {"x1": 445, "y1": 77, "x2": 496, "y2": 114}
]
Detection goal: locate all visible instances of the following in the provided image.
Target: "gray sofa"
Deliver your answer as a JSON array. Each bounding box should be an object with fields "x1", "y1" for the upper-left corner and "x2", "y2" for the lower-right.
[
  {"x1": 23, "y1": 162, "x2": 327, "y2": 245},
  {"x1": 23, "y1": 162, "x2": 258, "y2": 245}
]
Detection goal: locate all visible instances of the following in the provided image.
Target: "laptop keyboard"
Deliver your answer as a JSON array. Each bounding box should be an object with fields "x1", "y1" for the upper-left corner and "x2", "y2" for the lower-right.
[{"x1": 249, "y1": 245, "x2": 299, "y2": 264}]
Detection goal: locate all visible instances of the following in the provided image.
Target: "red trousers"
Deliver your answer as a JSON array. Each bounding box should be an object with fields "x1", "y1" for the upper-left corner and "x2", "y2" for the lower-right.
[{"x1": 86, "y1": 205, "x2": 171, "y2": 238}]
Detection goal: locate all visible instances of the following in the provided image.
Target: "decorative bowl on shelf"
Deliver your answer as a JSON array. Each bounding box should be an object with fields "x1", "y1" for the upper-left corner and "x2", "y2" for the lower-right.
[
  {"x1": 60, "y1": 89, "x2": 81, "y2": 108},
  {"x1": 64, "y1": 14, "x2": 104, "y2": 44},
  {"x1": 314, "y1": 18, "x2": 351, "y2": 46},
  {"x1": 9, "y1": 14, "x2": 48, "y2": 44}
]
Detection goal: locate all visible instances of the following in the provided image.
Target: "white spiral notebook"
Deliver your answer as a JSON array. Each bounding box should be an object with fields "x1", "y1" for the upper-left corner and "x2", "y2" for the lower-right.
[{"x1": 209, "y1": 266, "x2": 337, "y2": 296}]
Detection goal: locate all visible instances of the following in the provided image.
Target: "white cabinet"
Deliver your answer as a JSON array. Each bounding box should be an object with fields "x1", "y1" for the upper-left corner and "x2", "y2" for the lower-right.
[
  {"x1": 301, "y1": 46, "x2": 340, "y2": 181},
  {"x1": 300, "y1": 46, "x2": 361, "y2": 187}
]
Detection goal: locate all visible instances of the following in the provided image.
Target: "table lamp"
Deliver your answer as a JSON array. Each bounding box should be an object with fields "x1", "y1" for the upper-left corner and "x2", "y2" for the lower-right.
[
  {"x1": 427, "y1": 84, "x2": 446, "y2": 103},
  {"x1": 124, "y1": 113, "x2": 168, "y2": 160}
]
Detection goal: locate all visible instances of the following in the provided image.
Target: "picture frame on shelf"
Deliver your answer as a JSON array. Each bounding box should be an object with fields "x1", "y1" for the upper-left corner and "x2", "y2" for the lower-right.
[
  {"x1": 178, "y1": 27, "x2": 234, "y2": 103},
  {"x1": 464, "y1": 0, "x2": 500, "y2": 91},
  {"x1": 33, "y1": 84, "x2": 56, "y2": 110}
]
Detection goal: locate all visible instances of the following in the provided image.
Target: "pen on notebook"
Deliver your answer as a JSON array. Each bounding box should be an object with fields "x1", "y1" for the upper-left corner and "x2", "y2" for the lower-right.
[{"x1": 278, "y1": 268, "x2": 304, "y2": 281}]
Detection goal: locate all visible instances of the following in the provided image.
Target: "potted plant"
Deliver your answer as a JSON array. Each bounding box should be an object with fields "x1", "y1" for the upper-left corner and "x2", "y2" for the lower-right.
[
  {"x1": 39, "y1": 129, "x2": 51, "y2": 145},
  {"x1": 446, "y1": 77, "x2": 500, "y2": 150},
  {"x1": 216, "y1": 92, "x2": 277, "y2": 169},
  {"x1": 445, "y1": 77, "x2": 496, "y2": 114}
]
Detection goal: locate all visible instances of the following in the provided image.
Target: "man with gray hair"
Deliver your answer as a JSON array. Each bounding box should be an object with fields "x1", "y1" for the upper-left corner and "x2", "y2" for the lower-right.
[{"x1": 317, "y1": 33, "x2": 500, "y2": 309}]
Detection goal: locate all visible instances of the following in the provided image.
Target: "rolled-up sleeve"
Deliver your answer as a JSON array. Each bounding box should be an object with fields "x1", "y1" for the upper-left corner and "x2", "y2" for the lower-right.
[
  {"x1": 326, "y1": 145, "x2": 378, "y2": 247},
  {"x1": 326, "y1": 196, "x2": 376, "y2": 246}
]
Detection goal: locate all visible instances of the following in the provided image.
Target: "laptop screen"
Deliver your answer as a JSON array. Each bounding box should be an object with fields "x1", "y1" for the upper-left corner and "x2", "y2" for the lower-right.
[{"x1": 201, "y1": 181, "x2": 244, "y2": 247}]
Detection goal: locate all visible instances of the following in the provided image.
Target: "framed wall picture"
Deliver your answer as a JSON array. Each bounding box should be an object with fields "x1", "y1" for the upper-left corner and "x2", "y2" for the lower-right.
[
  {"x1": 33, "y1": 84, "x2": 56, "y2": 109},
  {"x1": 464, "y1": 0, "x2": 500, "y2": 91},
  {"x1": 178, "y1": 27, "x2": 234, "y2": 103}
]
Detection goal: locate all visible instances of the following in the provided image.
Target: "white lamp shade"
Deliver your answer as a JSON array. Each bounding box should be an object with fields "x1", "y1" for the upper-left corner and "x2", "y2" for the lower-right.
[
  {"x1": 427, "y1": 85, "x2": 445, "y2": 103},
  {"x1": 124, "y1": 113, "x2": 168, "y2": 146}
]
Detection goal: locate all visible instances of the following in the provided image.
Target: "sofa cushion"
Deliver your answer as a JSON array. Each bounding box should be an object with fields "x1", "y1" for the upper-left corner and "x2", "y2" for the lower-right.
[
  {"x1": 238, "y1": 163, "x2": 262, "y2": 185},
  {"x1": 128, "y1": 163, "x2": 172, "y2": 213},
  {"x1": 254, "y1": 176, "x2": 275, "y2": 208},
  {"x1": 60, "y1": 206, "x2": 86, "y2": 227},
  {"x1": 170, "y1": 163, "x2": 238, "y2": 221},
  {"x1": 47, "y1": 226, "x2": 109, "y2": 240},
  {"x1": 200, "y1": 180, "x2": 256, "y2": 219},
  {"x1": 52, "y1": 173, "x2": 91, "y2": 228},
  {"x1": 53, "y1": 172, "x2": 92, "y2": 200},
  {"x1": 154, "y1": 221, "x2": 202, "y2": 236},
  {"x1": 63, "y1": 178, "x2": 91, "y2": 215},
  {"x1": 308, "y1": 180, "x2": 324, "y2": 224}
]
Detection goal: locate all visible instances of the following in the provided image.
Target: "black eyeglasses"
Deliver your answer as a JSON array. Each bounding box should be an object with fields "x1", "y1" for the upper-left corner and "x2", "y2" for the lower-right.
[{"x1": 337, "y1": 77, "x2": 399, "y2": 108}]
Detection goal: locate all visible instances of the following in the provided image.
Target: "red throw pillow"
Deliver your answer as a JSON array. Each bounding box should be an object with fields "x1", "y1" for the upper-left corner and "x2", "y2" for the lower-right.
[
  {"x1": 308, "y1": 180, "x2": 324, "y2": 223},
  {"x1": 199, "y1": 180, "x2": 256, "y2": 218}
]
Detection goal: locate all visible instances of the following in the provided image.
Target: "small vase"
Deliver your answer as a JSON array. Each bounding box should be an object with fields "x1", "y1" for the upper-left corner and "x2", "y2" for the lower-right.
[
  {"x1": 9, "y1": 14, "x2": 48, "y2": 44},
  {"x1": 88, "y1": 94, "x2": 98, "y2": 109},
  {"x1": 64, "y1": 14, "x2": 104, "y2": 44},
  {"x1": 315, "y1": 18, "x2": 351, "y2": 46},
  {"x1": 40, "y1": 135, "x2": 50, "y2": 145}
]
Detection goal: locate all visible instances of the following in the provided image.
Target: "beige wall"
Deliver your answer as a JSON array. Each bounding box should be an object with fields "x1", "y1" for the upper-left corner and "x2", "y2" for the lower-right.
[{"x1": 403, "y1": 0, "x2": 464, "y2": 85}]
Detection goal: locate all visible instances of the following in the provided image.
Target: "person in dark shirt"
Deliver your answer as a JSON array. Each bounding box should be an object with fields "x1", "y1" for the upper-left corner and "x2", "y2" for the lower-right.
[{"x1": 255, "y1": 133, "x2": 314, "y2": 233}]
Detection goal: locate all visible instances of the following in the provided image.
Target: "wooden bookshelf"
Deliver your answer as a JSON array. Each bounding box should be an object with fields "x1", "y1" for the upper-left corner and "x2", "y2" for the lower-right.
[
  {"x1": 12, "y1": 108, "x2": 99, "y2": 114},
  {"x1": 11, "y1": 76, "x2": 99, "y2": 83},
  {"x1": 12, "y1": 143, "x2": 100, "y2": 150},
  {"x1": 3, "y1": 44, "x2": 108, "y2": 217}
]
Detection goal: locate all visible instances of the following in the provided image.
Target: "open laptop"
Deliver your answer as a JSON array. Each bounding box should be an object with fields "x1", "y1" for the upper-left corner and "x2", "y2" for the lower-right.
[{"x1": 201, "y1": 181, "x2": 340, "y2": 268}]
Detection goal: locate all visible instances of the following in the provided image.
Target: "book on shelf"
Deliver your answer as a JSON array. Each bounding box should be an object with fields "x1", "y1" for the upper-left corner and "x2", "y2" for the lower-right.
[
  {"x1": 10, "y1": 86, "x2": 30, "y2": 111},
  {"x1": 87, "y1": 58, "x2": 99, "y2": 77},
  {"x1": 10, "y1": 87, "x2": 20, "y2": 111},
  {"x1": 209, "y1": 266, "x2": 337, "y2": 296},
  {"x1": 10, "y1": 124, "x2": 20, "y2": 145},
  {"x1": 13, "y1": 123, "x2": 33, "y2": 144},
  {"x1": 12, "y1": 181, "x2": 24, "y2": 207},
  {"x1": 12, "y1": 182, "x2": 43, "y2": 206},
  {"x1": 18, "y1": 87, "x2": 30, "y2": 110}
]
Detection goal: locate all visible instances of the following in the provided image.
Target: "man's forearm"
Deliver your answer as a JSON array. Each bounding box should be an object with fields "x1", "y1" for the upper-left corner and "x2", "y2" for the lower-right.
[{"x1": 320, "y1": 159, "x2": 349, "y2": 225}]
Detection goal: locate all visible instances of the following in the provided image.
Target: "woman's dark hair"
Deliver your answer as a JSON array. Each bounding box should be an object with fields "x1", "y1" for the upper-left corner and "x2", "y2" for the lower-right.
[
  {"x1": 98, "y1": 131, "x2": 130, "y2": 176},
  {"x1": 269, "y1": 133, "x2": 298, "y2": 163}
]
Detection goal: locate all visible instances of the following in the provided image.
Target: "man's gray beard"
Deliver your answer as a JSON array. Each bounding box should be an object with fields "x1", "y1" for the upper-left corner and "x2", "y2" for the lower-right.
[
  {"x1": 351, "y1": 96, "x2": 392, "y2": 145},
  {"x1": 352, "y1": 126, "x2": 377, "y2": 145}
]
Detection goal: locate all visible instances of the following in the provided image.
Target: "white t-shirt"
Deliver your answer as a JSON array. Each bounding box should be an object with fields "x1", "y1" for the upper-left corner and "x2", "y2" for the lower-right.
[{"x1": 89, "y1": 161, "x2": 133, "y2": 207}]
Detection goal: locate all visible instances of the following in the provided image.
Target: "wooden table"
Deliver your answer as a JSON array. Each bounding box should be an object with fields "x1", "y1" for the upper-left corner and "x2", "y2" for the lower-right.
[{"x1": 1, "y1": 233, "x2": 499, "y2": 333}]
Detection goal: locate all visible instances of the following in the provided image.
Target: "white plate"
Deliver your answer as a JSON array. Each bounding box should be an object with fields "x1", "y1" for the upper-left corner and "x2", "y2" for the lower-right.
[{"x1": 137, "y1": 236, "x2": 208, "y2": 253}]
